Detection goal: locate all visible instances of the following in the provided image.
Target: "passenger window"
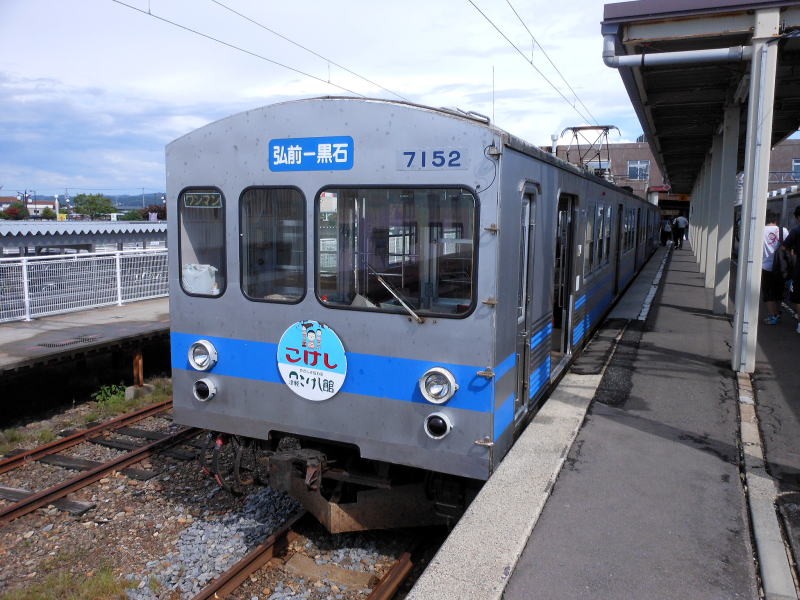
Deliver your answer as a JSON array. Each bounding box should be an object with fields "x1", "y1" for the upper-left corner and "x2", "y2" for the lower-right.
[
  {"x1": 240, "y1": 187, "x2": 305, "y2": 303},
  {"x1": 179, "y1": 188, "x2": 226, "y2": 296},
  {"x1": 604, "y1": 205, "x2": 612, "y2": 265},
  {"x1": 317, "y1": 187, "x2": 476, "y2": 317},
  {"x1": 584, "y1": 203, "x2": 595, "y2": 276},
  {"x1": 596, "y1": 204, "x2": 605, "y2": 267}
]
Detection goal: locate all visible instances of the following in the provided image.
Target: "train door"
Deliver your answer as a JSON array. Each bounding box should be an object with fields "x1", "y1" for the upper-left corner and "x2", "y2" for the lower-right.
[
  {"x1": 514, "y1": 189, "x2": 536, "y2": 420},
  {"x1": 552, "y1": 194, "x2": 575, "y2": 371},
  {"x1": 614, "y1": 203, "x2": 623, "y2": 295}
]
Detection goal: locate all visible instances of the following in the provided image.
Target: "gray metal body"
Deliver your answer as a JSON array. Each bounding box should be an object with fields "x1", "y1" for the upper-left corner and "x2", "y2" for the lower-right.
[{"x1": 167, "y1": 97, "x2": 657, "y2": 481}]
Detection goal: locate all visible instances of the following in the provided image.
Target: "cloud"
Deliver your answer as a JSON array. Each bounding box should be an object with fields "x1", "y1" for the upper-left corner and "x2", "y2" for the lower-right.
[{"x1": 0, "y1": 0, "x2": 641, "y2": 193}]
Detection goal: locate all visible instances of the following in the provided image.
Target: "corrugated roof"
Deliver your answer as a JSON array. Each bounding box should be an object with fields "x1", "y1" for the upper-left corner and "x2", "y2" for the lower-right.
[{"x1": 0, "y1": 221, "x2": 167, "y2": 238}]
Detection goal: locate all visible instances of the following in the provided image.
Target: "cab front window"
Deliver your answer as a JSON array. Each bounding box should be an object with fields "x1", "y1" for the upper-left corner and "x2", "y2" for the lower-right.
[
  {"x1": 179, "y1": 188, "x2": 226, "y2": 296},
  {"x1": 240, "y1": 187, "x2": 305, "y2": 302},
  {"x1": 317, "y1": 187, "x2": 477, "y2": 317}
]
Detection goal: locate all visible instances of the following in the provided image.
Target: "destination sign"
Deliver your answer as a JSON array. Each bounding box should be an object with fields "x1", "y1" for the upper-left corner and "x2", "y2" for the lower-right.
[{"x1": 269, "y1": 136, "x2": 354, "y2": 172}]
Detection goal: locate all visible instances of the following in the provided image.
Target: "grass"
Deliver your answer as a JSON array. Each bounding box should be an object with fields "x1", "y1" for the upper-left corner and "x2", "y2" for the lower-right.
[
  {"x1": 0, "y1": 565, "x2": 131, "y2": 600},
  {"x1": 0, "y1": 377, "x2": 172, "y2": 457}
]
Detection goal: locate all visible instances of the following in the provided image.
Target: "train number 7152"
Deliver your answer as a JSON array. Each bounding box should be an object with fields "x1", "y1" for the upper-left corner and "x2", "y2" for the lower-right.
[{"x1": 401, "y1": 150, "x2": 464, "y2": 169}]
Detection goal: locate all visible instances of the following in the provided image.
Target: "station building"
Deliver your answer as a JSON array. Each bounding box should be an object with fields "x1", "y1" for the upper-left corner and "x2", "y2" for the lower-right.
[{"x1": 552, "y1": 137, "x2": 800, "y2": 218}]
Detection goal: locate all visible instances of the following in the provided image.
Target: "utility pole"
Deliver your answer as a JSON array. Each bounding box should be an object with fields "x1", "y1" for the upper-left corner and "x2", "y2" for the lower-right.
[{"x1": 16, "y1": 190, "x2": 30, "y2": 216}]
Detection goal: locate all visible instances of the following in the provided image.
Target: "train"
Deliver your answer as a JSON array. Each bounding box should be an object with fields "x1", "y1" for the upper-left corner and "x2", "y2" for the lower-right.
[
  {"x1": 166, "y1": 97, "x2": 659, "y2": 532},
  {"x1": 767, "y1": 185, "x2": 800, "y2": 229},
  {"x1": 733, "y1": 184, "x2": 800, "y2": 260}
]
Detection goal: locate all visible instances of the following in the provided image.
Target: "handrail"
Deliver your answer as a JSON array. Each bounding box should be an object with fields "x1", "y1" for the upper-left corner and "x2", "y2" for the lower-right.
[{"x1": 0, "y1": 248, "x2": 168, "y2": 323}]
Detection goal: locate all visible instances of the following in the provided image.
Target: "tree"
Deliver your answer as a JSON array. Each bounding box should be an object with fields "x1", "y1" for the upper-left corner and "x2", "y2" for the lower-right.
[
  {"x1": 40, "y1": 207, "x2": 56, "y2": 220},
  {"x1": 144, "y1": 203, "x2": 167, "y2": 220},
  {"x1": 72, "y1": 193, "x2": 116, "y2": 219},
  {"x1": 1, "y1": 202, "x2": 30, "y2": 220},
  {"x1": 120, "y1": 209, "x2": 143, "y2": 221}
]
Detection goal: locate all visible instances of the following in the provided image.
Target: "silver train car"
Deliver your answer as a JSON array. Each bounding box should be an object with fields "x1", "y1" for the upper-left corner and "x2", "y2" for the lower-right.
[
  {"x1": 167, "y1": 97, "x2": 659, "y2": 531},
  {"x1": 768, "y1": 184, "x2": 800, "y2": 228}
]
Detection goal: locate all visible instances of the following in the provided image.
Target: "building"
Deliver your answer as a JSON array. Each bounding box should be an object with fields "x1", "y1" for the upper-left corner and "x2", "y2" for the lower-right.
[
  {"x1": 0, "y1": 195, "x2": 57, "y2": 217},
  {"x1": 767, "y1": 138, "x2": 800, "y2": 191},
  {"x1": 550, "y1": 138, "x2": 690, "y2": 217},
  {"x1": 0, "y1": 196, "x2": 18, "y2": 211},
  {"x1": 549, "y1": 136, "x2": 800, "y2": 218}
]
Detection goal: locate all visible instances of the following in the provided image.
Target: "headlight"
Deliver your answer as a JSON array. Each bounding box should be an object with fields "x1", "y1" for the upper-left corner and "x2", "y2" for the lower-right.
[
  {"x1": 419, "y1": 367, "x2": 458, "y2": 404},
  {"x1": 188, "y1": 340, "x2": 218, "y2": 371},
  {"x1": 424, "y1": 412, "x2": 453, "y2": 439},
  {"x1": 193, "y1": 378, "x2": 217, "y2": 402}
]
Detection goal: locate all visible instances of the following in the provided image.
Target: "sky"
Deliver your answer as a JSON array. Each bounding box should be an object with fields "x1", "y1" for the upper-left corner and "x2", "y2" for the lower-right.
[{"x1": 0, "y1": 0, "x2": 641, "y2": 198}]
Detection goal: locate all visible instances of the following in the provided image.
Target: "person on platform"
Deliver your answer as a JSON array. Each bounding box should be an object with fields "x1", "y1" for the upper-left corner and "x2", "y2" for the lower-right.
[
  {"x1": 780, "y1": 205, "x2": 800, "y2": 333},
  {"x1": 660, "y1": 217, "x2": 672, "y2": 246},
  {"x1": 762, "y1": 211, "x2": 789, "y2": 325},
  {"x1": 672, "y1": 214, "x2": 689, "y2": 249}
]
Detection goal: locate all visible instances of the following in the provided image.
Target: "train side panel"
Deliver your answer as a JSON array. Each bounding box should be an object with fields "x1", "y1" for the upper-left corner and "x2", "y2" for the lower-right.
[{"x1": 488, "y1": 141, "x2": 658, "y2": 466}]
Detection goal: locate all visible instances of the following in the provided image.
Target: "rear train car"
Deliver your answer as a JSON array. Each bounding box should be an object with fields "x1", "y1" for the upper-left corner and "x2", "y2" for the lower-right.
[{"x1": 167, "y1": 97, "x2": 657, "y2": 531}]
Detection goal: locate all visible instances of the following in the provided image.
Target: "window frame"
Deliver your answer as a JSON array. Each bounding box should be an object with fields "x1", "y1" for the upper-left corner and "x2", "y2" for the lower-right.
[
  {"x1": 177, "y1": 186, "x2": 227, "y2": 298},
  {"x1": 313, "y1": 184, "x2": 480, "y2": 319},
  {"x1": 584, "y1": 202, "x2": 596, "y2": 277},
  {"x1": 238, "y1": 185, "x2": 307, "y2": 305},
  {"x1": 627, "y1": 159, "x2": 651, "y2": 181}
]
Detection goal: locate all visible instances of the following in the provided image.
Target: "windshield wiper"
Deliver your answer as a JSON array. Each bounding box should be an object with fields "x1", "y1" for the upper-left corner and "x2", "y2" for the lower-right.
[{"x1": 367, "y1": 265, "x2": 424, "y2": 324}]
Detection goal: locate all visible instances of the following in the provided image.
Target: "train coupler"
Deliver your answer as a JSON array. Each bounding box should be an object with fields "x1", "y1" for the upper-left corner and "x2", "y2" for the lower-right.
[{"x1": 267, "y1": 448, "x2": 328, "y2": 493}]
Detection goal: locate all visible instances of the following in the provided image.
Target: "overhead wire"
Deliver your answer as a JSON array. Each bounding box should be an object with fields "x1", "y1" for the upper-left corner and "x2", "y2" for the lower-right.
[
  {"x1": 110, "y1": 0, "x2": 366, "y2": 97},
  {"x1": 114, "y1": 0, "x2": 595, "y2": 122},
  {"x1": 209, "y1": 0, "x2": 409, "y2": 102},
  {"x1": 504, "y1": 0, "x2": 599, "y2": 125},
  {"x1": 466, "y1": 0, "x2": 596, "y2": 125}
]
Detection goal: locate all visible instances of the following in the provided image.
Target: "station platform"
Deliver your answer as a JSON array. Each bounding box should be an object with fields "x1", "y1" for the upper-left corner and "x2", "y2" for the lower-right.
[
  {"x1": 409, "y1": 244, "x2": 800, "y2": 600},
  {"x1": 0, "y1": 297, "x2": 169, "y2": 375}
]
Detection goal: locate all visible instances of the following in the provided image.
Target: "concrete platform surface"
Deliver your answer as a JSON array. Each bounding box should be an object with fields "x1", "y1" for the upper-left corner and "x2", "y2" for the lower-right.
[
  {"x1": 409, "y1": 244, "x2": 798, "y2": 600},
  {"x1": 0, "y1": 298, "x2": 169, "y2": 374}
]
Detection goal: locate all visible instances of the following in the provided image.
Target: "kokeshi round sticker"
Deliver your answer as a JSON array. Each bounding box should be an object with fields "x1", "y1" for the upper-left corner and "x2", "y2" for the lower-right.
[{"x1": 277, "y1": 320, "x2": 347, "y2": 401}]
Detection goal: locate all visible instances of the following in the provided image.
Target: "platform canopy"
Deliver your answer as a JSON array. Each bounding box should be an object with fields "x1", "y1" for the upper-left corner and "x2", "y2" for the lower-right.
[
  {"x1": 602, "y1": 0, "x2": 800, "y2": 195},
  {"x1": 602, "y1": 1, "x2": 800, "y2": 374}
]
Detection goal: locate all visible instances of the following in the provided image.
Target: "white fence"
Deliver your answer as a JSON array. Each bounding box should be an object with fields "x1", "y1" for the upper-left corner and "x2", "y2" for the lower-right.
[{"x1": 0, "y1": 248, "x2": 168, "y2": 323}]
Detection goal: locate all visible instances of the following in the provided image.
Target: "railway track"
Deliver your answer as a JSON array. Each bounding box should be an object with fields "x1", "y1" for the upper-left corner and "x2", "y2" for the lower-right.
[
  {"x1": 0, "y1": 400, "x2": 201, "y2": 525},
  {"x1": 192, "y1": 509, "x2": 419, "y2": 600},
  {"x1": 191, "y1": 509, "x2": 307, "y2": 600},
  {"x1": 0, "y1": 399, "x2": 173, "y2": 475},
  {"x1": 0, "y1": 400, "x2": 429, "y2": 599}
]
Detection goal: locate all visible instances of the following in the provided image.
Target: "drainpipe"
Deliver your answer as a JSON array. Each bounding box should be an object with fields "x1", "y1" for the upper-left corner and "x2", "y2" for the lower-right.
[{"x1": 602, "y1": 34, "x2": 752, "y2": 67}]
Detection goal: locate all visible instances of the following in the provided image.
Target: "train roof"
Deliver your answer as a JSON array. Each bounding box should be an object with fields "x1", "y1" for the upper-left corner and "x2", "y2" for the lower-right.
[{"x1": 169, "y1": 96, "x2": 644, "y2": 201}]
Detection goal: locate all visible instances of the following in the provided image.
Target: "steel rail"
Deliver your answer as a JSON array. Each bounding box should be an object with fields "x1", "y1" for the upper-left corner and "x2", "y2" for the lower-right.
[
  {"x1": 0, "y1": 399, "x2": 172, "y2": 475},
  {"x1": 367, "y1": 551, "x2": 414, "y2": 600},
  {"x1": 191, "y1": 509, "x2": 307, "y2": 600},
  {"x1": 0, "y1": 426, "x2": 198, "y2": 525}
]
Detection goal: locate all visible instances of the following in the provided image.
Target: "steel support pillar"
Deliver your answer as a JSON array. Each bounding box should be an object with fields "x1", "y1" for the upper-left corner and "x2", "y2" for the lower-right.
[
  {"x1": 733, "y1": 8, "x2": 780, "y2": 374},
  {"x1": 705, "y1": 135, "x2": 723, "y2": 290},
  {"x1": 713, "y1": 105, "x2": 740, "y2": 315}
]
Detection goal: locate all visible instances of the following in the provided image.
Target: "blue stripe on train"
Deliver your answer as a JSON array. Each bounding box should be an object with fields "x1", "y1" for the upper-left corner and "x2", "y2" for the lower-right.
[
  {"x1": 171, "y1": 331, "x2": 493, "y2": 413},
  {"x1": 529, "y1": 355, "x2": 550, "y2": 400},
  {"x1": 175, "y1": 318, "x2": 555, "y2": 442},
  {"x1": 493, "y1": 322, "x2": 553, "y2": 440},
  {"x1": 530, "y1": 322, "x2": 552, "y2": 350},
  {"x1": 572, "y1": 282, "x2": 616, "y2": 346},
  {"x1": 493, "y1": 354, "x2": 551, "y2": 441}
]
